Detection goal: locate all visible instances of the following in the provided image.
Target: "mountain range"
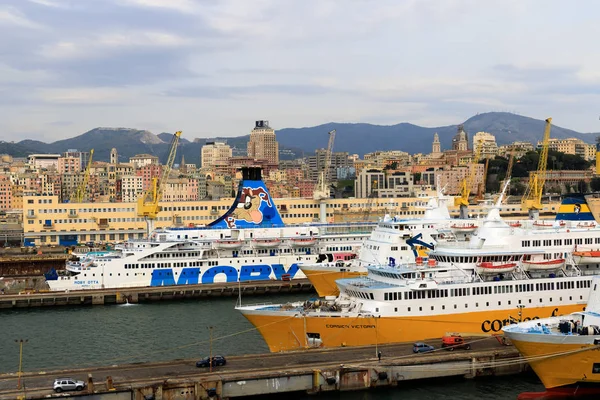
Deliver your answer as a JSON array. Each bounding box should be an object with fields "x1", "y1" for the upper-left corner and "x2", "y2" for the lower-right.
[{"x1": 2, "y1": 112, "x2": 597, "y2": 165}]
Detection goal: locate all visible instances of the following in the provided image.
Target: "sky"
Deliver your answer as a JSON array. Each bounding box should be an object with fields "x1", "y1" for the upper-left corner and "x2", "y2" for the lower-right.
[{"x1": 0, "y1": 0, "x2": 599, "y2": 142}]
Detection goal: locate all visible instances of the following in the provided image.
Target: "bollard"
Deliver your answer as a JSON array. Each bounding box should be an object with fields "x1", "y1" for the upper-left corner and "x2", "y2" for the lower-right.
[{"x1": 87, "y1": 373, "x2": 94, "y2": 392}]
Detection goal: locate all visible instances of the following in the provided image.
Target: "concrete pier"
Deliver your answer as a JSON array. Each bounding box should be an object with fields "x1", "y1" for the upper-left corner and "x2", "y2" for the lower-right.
[
  {"x1": 0, "y1": 279, "x2": 313, "y2": 309},
  {"x1": 0, "y1": 340, "x2": 524, "y2": 400}
]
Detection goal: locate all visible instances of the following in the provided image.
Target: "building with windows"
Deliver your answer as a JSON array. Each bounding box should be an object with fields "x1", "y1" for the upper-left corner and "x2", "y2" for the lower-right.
[
  {"x1": 473, "y1": 131, "x2": 499, "y2": 159},
  {"x1": 247, "y1": 120, "x2": 279, "y2": 165},
  {"x1": 201, "y1": 141, "x2": 232, "y2": 169},
  {"x1": 129, "y1": 154, "x2": 159, "y2": 168}
]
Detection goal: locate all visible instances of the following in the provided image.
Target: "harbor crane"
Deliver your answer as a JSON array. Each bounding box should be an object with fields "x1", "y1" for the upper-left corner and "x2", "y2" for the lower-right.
[
  {"x1": 137, "y1": 131, "x2": 182, "y2": 236},
  {"x1": 502, "y1": 147, "x2": 516, "y2": 203},
  {"x1": 454, "y1": 139, "x2": 483, "y2": 219},
  {"x1": 313, "y1": 129, "x2": 336, "y2": 223},
  {"x1": 522, "y1": 118, "x2": 552, "y2": 219},
  {"x1": 70, "y1": 149, "x2": 94, "y2": 203}
]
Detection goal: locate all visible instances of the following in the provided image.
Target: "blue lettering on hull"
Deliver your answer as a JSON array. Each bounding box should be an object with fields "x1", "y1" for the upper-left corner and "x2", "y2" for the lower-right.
[{"x1": 149, "y1": 264, "x2": 301, "y2": 287}]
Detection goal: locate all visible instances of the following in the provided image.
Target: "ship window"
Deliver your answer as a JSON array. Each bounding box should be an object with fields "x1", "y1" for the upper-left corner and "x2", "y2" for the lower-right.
[
  {"x1": 442, "y1": 305, "x2": 445, "y2": 310},
  {"x1": 419, "y1": 307, "x2": 422, "y2": 311},
  {"x1": 408, "y1": 307, "x2": 411, "y2": 312},
  {"x1": 593, "y1": 363, "x2": 600, "y2": 374}
]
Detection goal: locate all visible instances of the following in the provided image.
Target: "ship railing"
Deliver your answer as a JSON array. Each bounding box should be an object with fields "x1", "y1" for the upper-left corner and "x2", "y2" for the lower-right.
[{"x1": 237, "y1": 302, "x2": 274, "y2": 308}]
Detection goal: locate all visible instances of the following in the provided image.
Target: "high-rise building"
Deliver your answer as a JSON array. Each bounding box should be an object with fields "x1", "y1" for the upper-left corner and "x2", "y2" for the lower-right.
[
  {"x1": 201, "y1": 141, "x2": 232, "y2": 169},
  {"x1": 247, "y1": 120, "x2": 279, "y2": 165}
]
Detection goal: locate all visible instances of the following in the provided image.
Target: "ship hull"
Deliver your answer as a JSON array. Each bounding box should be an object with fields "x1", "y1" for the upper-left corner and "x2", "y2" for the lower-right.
[
  {"x1": 509, "y1": 337, "x2": 600, "y2": 389},
  {"x1": 299, "y1": 265, "x2": 367, "y2": 297},
  {"x1": 239, "y1": 304, "x2": 585, "y2": 353}
]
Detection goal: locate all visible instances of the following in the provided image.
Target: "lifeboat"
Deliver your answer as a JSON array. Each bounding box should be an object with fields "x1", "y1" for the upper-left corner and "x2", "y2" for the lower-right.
[
  {"x1": 573, "y1": 250, "x2": 600, "y2": 264},
  {"x1": 214, "y1": 239, "x2": 243, "y2": 249},
  {"x1": 577, "y1": 222, "x2": 596, "y2": 229},
  {"x1": 509, "y1": 222, "x2": 522, "y2": 228},
  {"x1": 450, "y1": 223, "x2": 478, "y2": 233},
  {"x1": 252, "y1": 238, "x2": 281, "y2": 248},
  {"x1": 476, "y1": 261, "x2": 517, "y2": 275},
  {"x1": 521, "y1": 258, "x2": 565, "y2": 271},
  {"x1": 290, "y1": 237, "x2": 317, "y2": 247},
  {"x1": 533, "y1": 220, "x2": 565, "y2": 229}
]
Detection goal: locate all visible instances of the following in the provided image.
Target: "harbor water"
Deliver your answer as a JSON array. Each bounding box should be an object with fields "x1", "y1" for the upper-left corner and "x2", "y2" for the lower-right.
[{"x1": 1, "y1": 294, "x2": 546, "y2": 399}]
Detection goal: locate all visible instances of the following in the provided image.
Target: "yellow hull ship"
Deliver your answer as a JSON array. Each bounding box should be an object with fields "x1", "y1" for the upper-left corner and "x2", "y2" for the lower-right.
[
  {"x1": 241, "y1": 304, "x2": 584, "y2": 352},
  {"x1": 503, "y1": 276, "x2": 600, "y2": 398},
  {"x1": 299, "y1": 265, "x2": 366, "y2": 297}
]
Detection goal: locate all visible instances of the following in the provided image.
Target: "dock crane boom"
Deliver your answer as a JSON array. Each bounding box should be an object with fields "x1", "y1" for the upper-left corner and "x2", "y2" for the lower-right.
[
  {"x1": 522, "y1": 118, "x2": 552, "y2": 218},
  {"x1": 137, "y1": 131, "x2": 182, "y2": 235},
  {"x1": 313, "y1": 129, "x2": 336, "y2": 222},
  {"x1": 502, "y1": 147, "x2": 516, "y2": 203},
  {"x1": 454, "y1": 139, "x2": 483, "y2": 219},
  {"x1": 70, "y1": 149, "x2": 94, "y2": 203}
]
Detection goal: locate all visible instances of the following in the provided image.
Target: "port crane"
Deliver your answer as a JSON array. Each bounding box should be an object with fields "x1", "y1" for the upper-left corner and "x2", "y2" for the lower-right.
[
  {"x1": 313, "y1": 129, "x2": 336, "y2": 222},
  {"x1": 502, "y1": 147, "x2": 516, "y2": 203},
  {"x1": 137, "y1": 131, "x2": 182, "y2": 236},
  {"x1": 70, "y1": 149, "x2": 94, "y2": 203},
  {"x1": 522, "y1": 118, "x2": 552, "y2": 218},
  {"x1": 454, "y1": 139, "x2": 483, "y2": 219}
]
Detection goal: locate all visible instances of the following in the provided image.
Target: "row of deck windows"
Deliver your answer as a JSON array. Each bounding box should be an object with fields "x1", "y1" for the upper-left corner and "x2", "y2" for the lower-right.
[{"x1": 380, "y1": 279, "x2": 592, "y2": 302}]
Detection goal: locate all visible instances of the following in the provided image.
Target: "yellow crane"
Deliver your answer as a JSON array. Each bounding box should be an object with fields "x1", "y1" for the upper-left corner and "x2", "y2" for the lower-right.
[
  {"x1": 70, "y1": 149, "x2": 94, "y2": 203},
  {"x1": 454, "y1": 139, "x2": 483, "y2": 218},
  {"x1": 313, "y1": 129, "x2": 336, "y2": 222},
  {"x1": 522, "y1": 118, "x2": 552, "y2": 218},
  {"x1": 502, "y1": 147, "x2": 516, "y2": 203},
  {"x1": 137, "y1": 131, "x2": 182, "y2": 235},
  {"x1": 476, "y1": 158, "x2": 490, "y2": 201}
]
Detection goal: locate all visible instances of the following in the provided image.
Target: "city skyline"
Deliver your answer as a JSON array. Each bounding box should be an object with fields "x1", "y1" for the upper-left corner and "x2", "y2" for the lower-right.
[{"x1": 0, "y1": 0, "x2": 599, "y2": 141}]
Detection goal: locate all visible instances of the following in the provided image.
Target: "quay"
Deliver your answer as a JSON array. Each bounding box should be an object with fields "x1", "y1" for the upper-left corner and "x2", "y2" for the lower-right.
[
  {"x1": 0, "y1": 279, "x2": 313, "y2": 309},
  {"x1": 0, "y1": 339, "x2": 524, "y2": 400}
]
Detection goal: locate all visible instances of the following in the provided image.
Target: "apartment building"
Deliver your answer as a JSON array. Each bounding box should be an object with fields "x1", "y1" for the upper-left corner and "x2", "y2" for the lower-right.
[
  {"x1": 472, "y1": 131, "x2": 499, "y2": 159},
  {"x1": 129, "y1": 154, "x2": 159, "y2": 168},
  {"x1": 201, "y1": 141, "x2": 232, "y2": 169}
]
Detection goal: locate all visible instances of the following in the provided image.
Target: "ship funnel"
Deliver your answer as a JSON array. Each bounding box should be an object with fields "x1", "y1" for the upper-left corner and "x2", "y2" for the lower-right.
[
  {"x1": 555, "y1": 194, "x2": 595, "y2": 221},
  {"x1": 208, "y1": 167, "x2": 284, "y2": 229}
]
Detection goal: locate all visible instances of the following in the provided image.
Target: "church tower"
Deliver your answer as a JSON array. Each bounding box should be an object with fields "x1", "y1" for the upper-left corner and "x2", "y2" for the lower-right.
[
  {"x1": 452, "y1": 125, "x2": 469, "y2": 151},
  {"x1": 110, "y1": 148, "x2": 118, "y2": 164},
  {"x1": 432, "y1": 133, "x2": 441, "y2": 156}
]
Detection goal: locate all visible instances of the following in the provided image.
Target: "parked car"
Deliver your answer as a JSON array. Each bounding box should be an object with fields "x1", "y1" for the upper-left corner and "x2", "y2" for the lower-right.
[
  {"x1": 441, "y1": 334, "x2": 471, "y2": 351},
  {"x1": 412, "y1": 342, "x2": 435, "y2": 353},
  {"x1": 196, "y1": 355, "x2": 227, "y2": 368},
  {"x1": 53, "y1": 378, "x2": 86, "y2": 393}
]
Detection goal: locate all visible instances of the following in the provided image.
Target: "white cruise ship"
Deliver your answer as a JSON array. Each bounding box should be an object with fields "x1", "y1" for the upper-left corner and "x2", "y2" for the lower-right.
[{"x1": 45, "y1": 168, "x2": 374, "y2": 291}]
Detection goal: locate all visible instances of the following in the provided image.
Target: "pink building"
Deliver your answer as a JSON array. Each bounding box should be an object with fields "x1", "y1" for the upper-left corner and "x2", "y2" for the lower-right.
[
  {"x1": 136, "y1": 164, "x2": 162, "y2": 191},
  {"x1": 0, "y1": 175, "x2": 12, "y2": 210},
  {"x1": 58, "y1": 157, "x2": 80, "y2": 174}
]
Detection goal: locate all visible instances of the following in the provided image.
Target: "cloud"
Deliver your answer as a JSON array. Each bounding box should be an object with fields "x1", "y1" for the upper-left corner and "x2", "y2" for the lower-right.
[
  {"x1": 0, "y1": 6, "x2": 43, "y2": 29},
  {"x1": 163, "y1": 83, "x2": 354, "y2": 99},
  {"x1": 0, "y1": 0, "x2": 600, "y2": 140}
]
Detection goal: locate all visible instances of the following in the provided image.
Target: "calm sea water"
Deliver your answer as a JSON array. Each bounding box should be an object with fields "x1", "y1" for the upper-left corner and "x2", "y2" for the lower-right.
[{"x1": 1, "y1": 294, "x2": 547, "y2": 399}]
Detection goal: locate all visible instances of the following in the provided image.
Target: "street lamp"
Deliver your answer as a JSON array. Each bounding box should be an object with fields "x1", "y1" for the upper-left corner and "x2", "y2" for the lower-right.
[
  {"x1": 15, "y1": 339, "x2": 28, "y2": 389},
  {"x1": 208, "y1": 326, "x2": 213, "y2": 373}
]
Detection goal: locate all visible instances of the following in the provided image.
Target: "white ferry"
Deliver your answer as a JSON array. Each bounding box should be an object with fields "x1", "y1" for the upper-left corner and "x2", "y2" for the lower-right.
[{"x1": 45, "y1": 168, "x2": 374, "y2": 291}]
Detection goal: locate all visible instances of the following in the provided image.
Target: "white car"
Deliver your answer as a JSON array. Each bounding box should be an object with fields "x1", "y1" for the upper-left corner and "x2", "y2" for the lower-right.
[{"x1": 53, "y1": 378, "x2": 85, "y2": 393}]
